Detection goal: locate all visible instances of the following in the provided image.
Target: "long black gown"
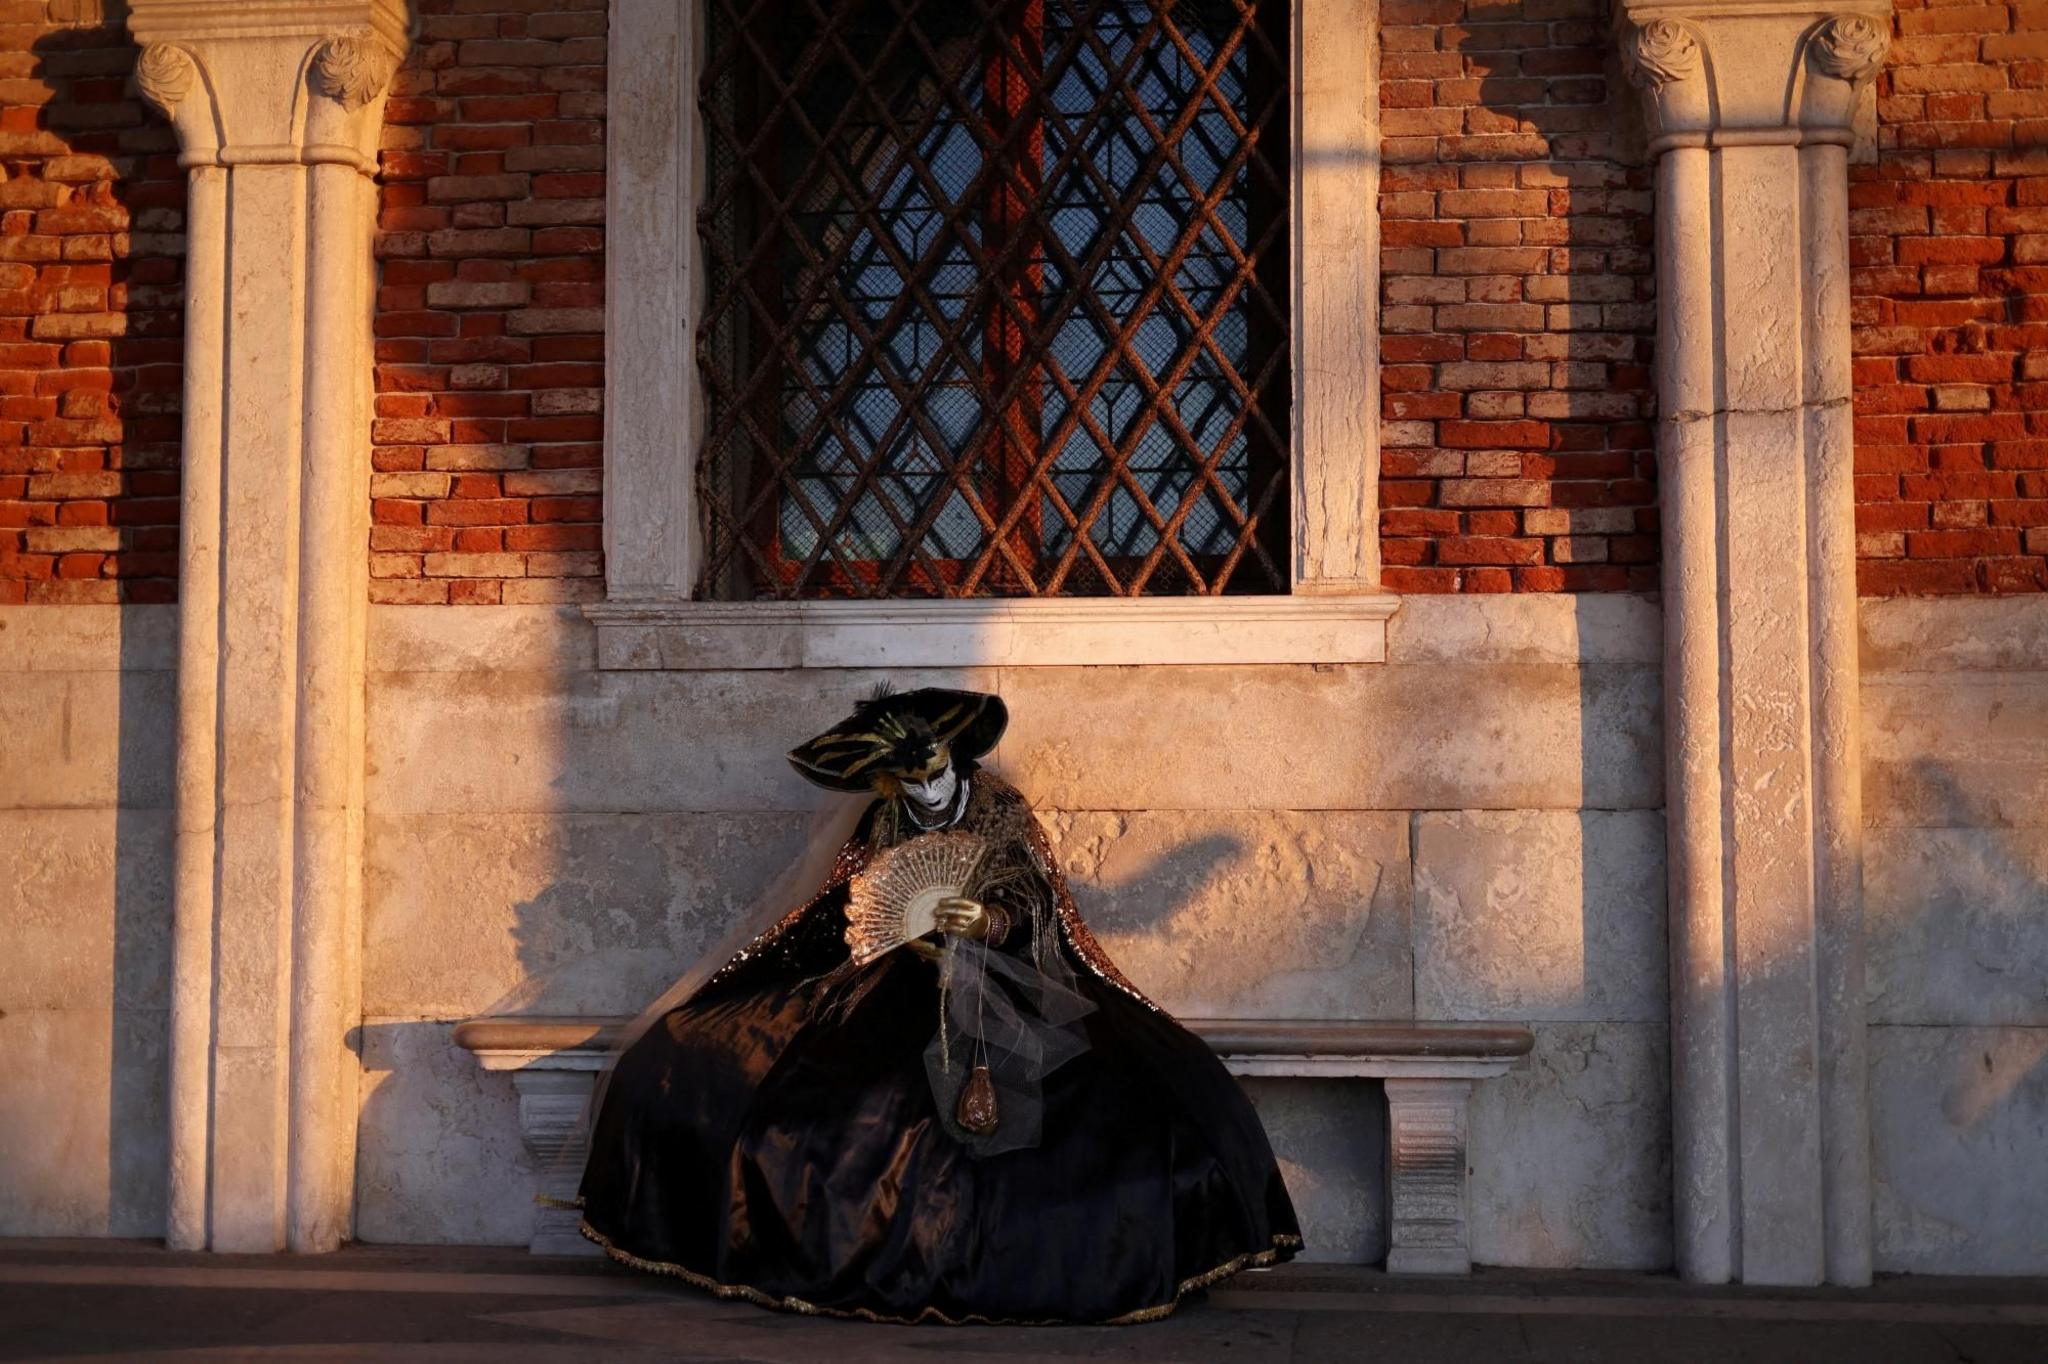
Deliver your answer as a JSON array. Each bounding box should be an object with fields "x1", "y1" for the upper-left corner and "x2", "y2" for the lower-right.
[{"x1": 576, "y1": 773, "x2": 1301, "y2": 1324}]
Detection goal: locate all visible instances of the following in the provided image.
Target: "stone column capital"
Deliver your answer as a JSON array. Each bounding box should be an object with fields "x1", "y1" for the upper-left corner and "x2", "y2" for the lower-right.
[
  {"x1": 128, "y1": 0, "x2": 412, "y2": 172},
  {"x1": 1614, "y1": 0, "x2": 1891, "y2": 156}
]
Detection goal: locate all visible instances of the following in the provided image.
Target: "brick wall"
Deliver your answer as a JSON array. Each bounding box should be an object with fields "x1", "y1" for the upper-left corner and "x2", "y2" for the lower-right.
[
  {"x1": 369, "y1": 0, "x2": 606, "y2": 606},
  {"x1": 9, "y1": 2, "x2": 2048, "y2": 604},
  {"x1": 1851, "y1": 0, "x2": 2048, "y2": 594},
  {"x1": 1376, "y1": 0, "x2": 1660, "y2": 594},
  {"x1": 0, "y1": 11, "x2": 183, "y2": 605}
]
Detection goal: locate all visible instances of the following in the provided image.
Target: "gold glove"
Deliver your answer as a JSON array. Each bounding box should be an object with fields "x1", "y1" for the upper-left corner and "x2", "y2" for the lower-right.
[
  {"x1": 905, "y1": 898, "x2": 985, "y2": 962},
  {"x1": 933, "y1": 896, "x2": 988, "y2": 940}
]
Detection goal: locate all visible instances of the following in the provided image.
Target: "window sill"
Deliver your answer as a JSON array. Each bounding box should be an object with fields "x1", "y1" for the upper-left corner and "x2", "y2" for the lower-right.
[{"x1": 582, "y1": 595, "x2": 1402, "y2": 671}]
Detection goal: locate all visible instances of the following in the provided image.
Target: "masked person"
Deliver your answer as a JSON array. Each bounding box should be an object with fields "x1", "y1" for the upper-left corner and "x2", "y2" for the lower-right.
[{"x1": 573, "y1": 687, "x2": 1300, "y2": 1323}]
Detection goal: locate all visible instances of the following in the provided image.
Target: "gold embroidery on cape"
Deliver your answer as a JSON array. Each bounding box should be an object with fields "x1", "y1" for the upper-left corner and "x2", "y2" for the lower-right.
[{"x1": 579, "y1": 1217, "x2": 1302, "y2": 1326}]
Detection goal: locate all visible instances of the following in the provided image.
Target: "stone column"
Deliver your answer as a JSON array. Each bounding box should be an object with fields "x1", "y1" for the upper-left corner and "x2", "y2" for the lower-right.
[
  {"x1": 129, "y1": 0, "x2": 409, "y2": 1253},
  {"x1": 1614, "y1": 1, "x2": 1888, "y2": 1286}
]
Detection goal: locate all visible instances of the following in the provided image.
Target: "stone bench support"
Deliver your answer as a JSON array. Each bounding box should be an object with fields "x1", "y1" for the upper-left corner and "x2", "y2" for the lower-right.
[{"x1": 454, "y1": 1015, "x2": 1532, "y2": 1273}]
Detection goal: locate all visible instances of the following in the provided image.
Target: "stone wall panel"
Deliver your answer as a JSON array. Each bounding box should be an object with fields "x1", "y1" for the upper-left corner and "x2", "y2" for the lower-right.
[
  {"x1": 1871, "y1": 1024, "x2": 2048, "y2": 1273},
  {"x1": 1862, "y1": 674, "x2": 2048, "y2": 827},
  {"x1": 1413, "y1": 810, "x2": 1666, "y2": 1024},
  {"x1": 0, "y1": 670, "x2": 175, "y2": 809},
  {"x1": 0, "y1": 808, "x2": 172, "y2": 1011},
  {"x1": 353, "y1": 1019, "x2": 535, "y2": 1245},
  {"x1": 1466, "y1": 1021, "x2": 1674, "y2": 1270},
  {"x1": 0, "y1": 1006, "x2": 169, "y2": 1238},
  {"x1": 363, "y1": 810, "x2": 810, "y2": 1018},
  {"x1": 364, "y1": 664, "x2": 996, "y2": 815},
  {"x1": 1866, "y1": 827, "x2": 2048, "y2": 1027},
  {"x1": 1051, "y1": 809, "x2": 1413, "y2": 1020},
  {"x1": 997, "y1": 662, "x2": 1663, "y2": 813}
]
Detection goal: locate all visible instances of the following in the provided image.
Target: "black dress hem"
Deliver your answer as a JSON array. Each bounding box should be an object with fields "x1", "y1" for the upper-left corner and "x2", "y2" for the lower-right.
[{"x1": 577, "y1": 1218, "x2": 1304, "y2": 1327}]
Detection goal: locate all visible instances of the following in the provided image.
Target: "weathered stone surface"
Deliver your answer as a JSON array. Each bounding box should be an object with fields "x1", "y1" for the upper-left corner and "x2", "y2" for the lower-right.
[
  {"x1": 1387, "y1": 593, "x2": 1661, "y2": 667},
  {"x1": 368, "y1": 604, "x2": 595, "y2": 674},
  {"x1": 0, "y1": 604, "x2": 177, "y2": 672},
  {"x1": 369, "y1": 661, "x2": 1660, "y2": 817},
  {"x1": 1240, "y1": 1077, "x2": 1387, "y2": 1265},
  {"x1": 1866, "y1": 829, "x2": 2048, "y2": 1027},
  {"x1": 998, "y1": 663, "x2": 1662, "y2": 813},
  {"x1": 366, "y1": 666, "x2": 993, "y2": 815},
  {"x1": 363, "y1": 811, "x2": 812, "y2": 1017},
  {"x1": 0, "y1": 671, "x2": 176, "y2": 810},
  {"x1": 0, "y1": 1005, "x2": 168, "y2": 1238},
  {"x1": 1413, "y1": 811, "x2": 1666, "y2": 1023},
  {"x1": 0, "y1": 808, "x2": 172, "y2": 1011},
  {"x1": 1048, "y1": 810, "x2": 1412, "y2": 1020},
  {"x1": 354, "y1": 1018, "x2": 534, "y2": 1247},
  {"x1": 1467, "y1": 1022, "x2": 1673, "y2": 1270},
  {"x1": 1862, "y1": 675, "x2": 2048, "y2": 828},
  {"x1": 0, "y1": 610, "x2": 175, "y2": 1239},
  {"x1": 1861, "y1": 596, "x2": 2048, "y2": 675},
  {"x1": 1871, "y1": 1025, "x2": 2048, "y2": 1274}
]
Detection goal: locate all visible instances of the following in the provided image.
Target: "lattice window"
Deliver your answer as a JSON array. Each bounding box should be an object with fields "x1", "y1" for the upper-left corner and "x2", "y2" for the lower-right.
[{"x1": 696, "y1": 0, "x2": 1290, "y2": 599}]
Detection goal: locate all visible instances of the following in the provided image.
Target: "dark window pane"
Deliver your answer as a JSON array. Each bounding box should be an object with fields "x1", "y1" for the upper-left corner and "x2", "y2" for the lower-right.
[{"x1": 697, "y1": 0, "x2": 1290, "y2": 599}]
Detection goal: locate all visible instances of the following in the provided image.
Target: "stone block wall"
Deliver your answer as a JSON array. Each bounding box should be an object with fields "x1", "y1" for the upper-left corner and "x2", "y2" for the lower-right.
[
  {"x1": 1860, "y1": 596, "x2": 2048, "y2": 1272},
  {"x1": 352, "y1": 595, "x2": 1678, "y2": 1268},
  {"x1": 3, "y1": 590, "x2": 2043, "y2": 1274},
  {"x1": 369, "y1": 0, "x2": 608, "y2": 606},
  {"x1": 0, "y1": 606, "x2": 175, "y2": 1236},
  {"x1": 1851, "y1": 0, "x2": 2048, "y2": 595}
]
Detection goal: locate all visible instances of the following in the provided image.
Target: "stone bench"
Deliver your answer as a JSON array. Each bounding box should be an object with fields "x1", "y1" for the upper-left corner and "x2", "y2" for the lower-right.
[{"x1": 454, "y1": 1015, "x2": 1533, "y2": 1274}]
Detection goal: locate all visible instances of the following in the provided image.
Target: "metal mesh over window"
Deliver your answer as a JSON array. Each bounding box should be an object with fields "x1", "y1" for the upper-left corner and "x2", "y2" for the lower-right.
[{"x1": 696, "y1": 0, "x2": 1290, "y2": 599}]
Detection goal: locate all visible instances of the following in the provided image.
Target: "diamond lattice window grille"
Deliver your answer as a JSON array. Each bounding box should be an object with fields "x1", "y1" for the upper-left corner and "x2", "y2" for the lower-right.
[{"x1": 697, "y1": 0, "x2": 1290, "y2": 599}]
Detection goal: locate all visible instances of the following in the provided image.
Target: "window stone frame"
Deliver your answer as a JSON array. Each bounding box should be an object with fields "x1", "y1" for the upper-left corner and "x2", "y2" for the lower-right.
[{"x1": 592, "y1": 0, "x2": 1393, "y2": 669}]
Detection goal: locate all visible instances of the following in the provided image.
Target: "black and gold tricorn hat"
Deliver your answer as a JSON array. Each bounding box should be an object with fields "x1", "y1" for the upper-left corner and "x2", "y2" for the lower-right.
[{"x1": 788, "y1": 687, "x2": 1007, "y2": 793}]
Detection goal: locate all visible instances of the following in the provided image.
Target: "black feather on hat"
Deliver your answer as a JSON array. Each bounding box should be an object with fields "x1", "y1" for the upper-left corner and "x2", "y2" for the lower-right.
[{"x1": 788, "y1": 688, "x2": 1007, "y2": 793}]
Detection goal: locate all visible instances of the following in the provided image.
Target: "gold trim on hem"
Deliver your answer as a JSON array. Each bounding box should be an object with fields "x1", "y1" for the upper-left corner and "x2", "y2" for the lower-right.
[
  {"x1": 534, "y1": 1193, "x2": 586, "y2": 1211},
  {"x1": 578, "y1": 1218, "x2": 1302, "y2": 1327}
]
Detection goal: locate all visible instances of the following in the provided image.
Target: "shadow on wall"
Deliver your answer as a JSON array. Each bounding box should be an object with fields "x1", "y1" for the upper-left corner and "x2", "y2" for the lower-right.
[
  {"x1": 1863, "y1": 758, "x2": 2048, "y2": 1272},
  {"x1": 19, "y1": 10, "x2": 184, "y2": 1234},
  {"x1": 22, "y1": 11, "x2": 185, "y2": 607},
  {"x1": 108, "y1": 610, "x2": 168, "y2": 1232},
  {"x1": 348, "y1": 648, "x2": 1269, "y2": 1245}
]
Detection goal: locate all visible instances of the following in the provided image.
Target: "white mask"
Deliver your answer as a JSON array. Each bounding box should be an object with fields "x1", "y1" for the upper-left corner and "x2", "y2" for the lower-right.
[{"x1": 900, "y1": 767, "x2": 961, "y2": 824}]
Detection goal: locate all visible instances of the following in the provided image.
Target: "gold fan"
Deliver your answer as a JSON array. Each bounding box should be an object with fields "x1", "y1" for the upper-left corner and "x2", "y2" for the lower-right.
[{"x1": 844, "y1": 831, "x2": 989, "y2": 966}]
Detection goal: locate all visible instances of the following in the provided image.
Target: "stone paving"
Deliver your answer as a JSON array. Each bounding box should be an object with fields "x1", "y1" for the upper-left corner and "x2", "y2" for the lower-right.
[{"x1": 3, "y1": 1241, "x2": 2046, "y2": 1363}]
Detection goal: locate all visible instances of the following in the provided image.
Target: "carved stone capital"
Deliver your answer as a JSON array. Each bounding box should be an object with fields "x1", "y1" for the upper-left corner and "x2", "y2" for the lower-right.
[
  {"x1": 127, "y1": 0, "x2": 412, "y2": 169},
  {"x1": 1809, "y1": 13, "x2": 1891, "y2": 85},
  {"x1": 1620, "y1": 17, "x2": 1703, "y2": 91},
  {"x1": 1613, "y1": 0, "x2": 1892, "y2": 157},
  {"x1": 132, "y1": 42, "x2": 196, "y2": 121},
  {"x1": 313, "y1": 28, "x2": 403, "y2": 113}
]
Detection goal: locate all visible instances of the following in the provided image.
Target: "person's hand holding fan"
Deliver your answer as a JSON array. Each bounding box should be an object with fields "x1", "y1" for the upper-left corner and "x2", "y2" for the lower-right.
[{"x1": 844, "y1": 832, "x2": 992, "y2": 965}]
